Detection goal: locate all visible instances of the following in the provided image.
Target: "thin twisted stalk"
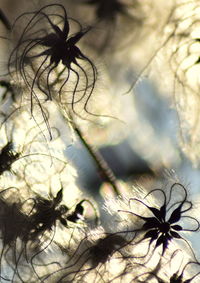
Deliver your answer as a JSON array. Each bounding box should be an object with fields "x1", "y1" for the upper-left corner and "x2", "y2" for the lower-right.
[{"x1": 68, "y1": 112, "x2": 120, "y2": 196}]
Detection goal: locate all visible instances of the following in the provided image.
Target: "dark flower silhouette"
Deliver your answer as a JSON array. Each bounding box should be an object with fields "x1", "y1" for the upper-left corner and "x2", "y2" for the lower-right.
[
  {"x1": 8, "y1": 4, "x2": 97, "y2": 119},
  {"x1": 119, "y1": 183, "x2": 199, "y2": 256},
  {"x1": 29, "y1": 188, "x2": 68, "y2": 239},
  {"x1": 29, "y1": 188, "x2": 96, "y2": 240}
]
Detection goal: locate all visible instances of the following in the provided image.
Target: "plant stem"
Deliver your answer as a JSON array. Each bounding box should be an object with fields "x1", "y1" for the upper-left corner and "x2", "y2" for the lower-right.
[{"x1": 68, "y1": 114, "x2": 120, "y2": 196}]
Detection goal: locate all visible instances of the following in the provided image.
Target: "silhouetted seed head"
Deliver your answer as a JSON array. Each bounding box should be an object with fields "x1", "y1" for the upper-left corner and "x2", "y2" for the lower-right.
[
  {"x1": 89, "y1": 234, "x2": 127, "y2": 267},
  {"x1": 8, "y1": 4, "x2": 97, "y2": 120},
  {"x1": 0, "y1": 141, "x2": 20, "y2": 175},
  {"x1": 47, "y1": 232, "x2": 128, "y2": 282},
  {"x1": 119, "y1": 183, "x2": 200, "y2": 257},
  {"x1": 30, "y1": 192, "x2": 91, "y2": 241},
  {"x1": 28, "y1": 189, "x2": 95, "y2": 241},
  {"x1": 29, "y1": 188, "x2": 68, "y2": 239}
]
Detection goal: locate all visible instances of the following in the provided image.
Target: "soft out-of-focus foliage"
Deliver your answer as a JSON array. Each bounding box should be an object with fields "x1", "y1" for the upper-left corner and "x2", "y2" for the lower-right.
[{"x1": 0, "y1": 0, "x2": 200, "y2": 282}]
